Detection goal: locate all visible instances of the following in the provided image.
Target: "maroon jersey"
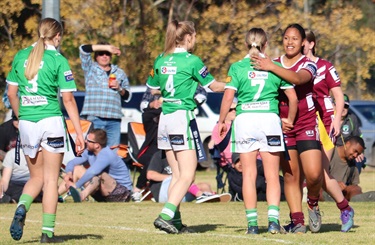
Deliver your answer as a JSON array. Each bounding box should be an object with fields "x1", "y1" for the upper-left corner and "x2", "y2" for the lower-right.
[
  {"x1": 275, "y1": 55, "x2": 318, "y2": 143},
  {"x1": 313, "y1": 58, "x2": 341, "y2": 131}
]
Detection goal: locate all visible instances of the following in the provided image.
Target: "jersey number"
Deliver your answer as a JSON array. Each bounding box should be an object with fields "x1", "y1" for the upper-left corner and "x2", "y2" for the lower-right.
[
  {"x1": 165, "y1": 75, "x2": 175, "y2": 97},
  {"x1": 26, "y1": 74, "x2": 38, "y2": 93},
  {"x1": 251, "y1": 79, "x2": 265, "y2": 101}
]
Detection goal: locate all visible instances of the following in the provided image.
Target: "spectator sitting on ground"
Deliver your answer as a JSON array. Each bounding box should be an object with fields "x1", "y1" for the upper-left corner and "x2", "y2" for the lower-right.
[
  {"x1": 59, "y1": 128, "x2": 132, "y2": 202},
  {"x1": 147, "y1": 150, "x2": 231, "y2": 203},
  {"x1": 228, "y1": 153, "x2": 286, "y2": 202},
  {"x1": 0, "y1": 113, "x2": 19, "y2": 174},
  {"x1": 328, "y1": 136, "x2": 374, "y2": 201},
  {"x1": 0, "y1": 148, "x2": 43, "y2": 204}
]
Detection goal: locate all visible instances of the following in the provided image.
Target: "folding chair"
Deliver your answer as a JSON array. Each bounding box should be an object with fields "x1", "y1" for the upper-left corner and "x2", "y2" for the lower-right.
[{"x1": 126, "y1": 122, "x2": 146, "y2": 181}]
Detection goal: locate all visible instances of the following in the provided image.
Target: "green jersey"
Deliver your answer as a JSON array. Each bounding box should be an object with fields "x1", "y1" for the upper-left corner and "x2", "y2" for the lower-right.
[
  {"x1": 6, "y1": 45, "x2": 77, "y2": 122},
  {"x1": 226, "y1": 56, "x2": 293, "y2": 115},
  {"x1": 147, "y1": 48, "x2": 215, "y2": 114}
]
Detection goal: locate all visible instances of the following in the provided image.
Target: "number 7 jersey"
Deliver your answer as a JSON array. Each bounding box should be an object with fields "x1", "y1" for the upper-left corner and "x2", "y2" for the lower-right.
[{"x1": 146, "y1": 48, "x2": 215, "y2": 114}]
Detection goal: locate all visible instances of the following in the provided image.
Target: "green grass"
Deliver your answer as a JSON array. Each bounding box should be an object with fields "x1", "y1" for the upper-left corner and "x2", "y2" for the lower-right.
[{"x1": 0, "y1": 168, "x2": 374, "y2": 244}]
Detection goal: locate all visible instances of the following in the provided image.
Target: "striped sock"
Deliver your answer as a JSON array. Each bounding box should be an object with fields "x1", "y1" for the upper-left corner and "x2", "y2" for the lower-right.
[
  {"x1": 246, "y1": 209, "x2": 258, "y2": 227},
  {"x1": 18, "y1": 194, "x2": 33, "y2": 212},
  {"x1": 268, "y1": 205, "x2": 280, "y2": 224},
  {"x1": 160, "y1": 202, "x2": 177, "y2": 221},
  {"x1": 42, "y1": 213, "x2": 56, "y2": 238}
]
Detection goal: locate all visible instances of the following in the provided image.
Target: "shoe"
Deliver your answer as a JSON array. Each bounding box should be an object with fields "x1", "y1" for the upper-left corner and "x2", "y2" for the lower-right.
[
  {"x1": 340, "y1": 207, "x2": 354, "y2": 232},
  {"x1": 0, "y1": 194, "x2": 12, "y2": 203},
  {"x1": 153, "y1": 216, "x2": 179, "y2": 234},
  {"x1": 10, "y1": 204, "x2": 26, "y2": 241},
  {"x1": 178, "y1": 224, "x2": 195, "y2": 234},
  {"x1": 350, "y1": 191, "x2": 375, "y2": 202},
  {"x1": 196, "y1": 193, "x2": 221, "y2": 204},
  {"x1": 308, "y1": 206, "x2": 322, "y2": 233},
  {"x1": 131, "y1": 191, "x2": 142, "y2": 202},
  {"x1": 268, "y1": 221, "x2": 280, "y2": 234},
  {"x1": 40, "y1": 233, "x2": 64, "y2": 243},
  {"x1": 219, "y1": 193, "x2": 232, "y2": 202},
  {"x1": 68, "y1": 186, "x2": 81, "y2": 203},
  {"x1": 283, "y1": 222, "x2": 306, "y2": 234},
  {"x1": 246, "y1": 226, "x2": 259, "y2": 234}
]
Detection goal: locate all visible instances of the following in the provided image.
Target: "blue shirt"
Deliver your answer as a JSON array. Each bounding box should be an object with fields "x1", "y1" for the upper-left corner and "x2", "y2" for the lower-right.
[
  {"x1": 65, "y1": 146, "x2": 132, "y2": 190},
  {"x1": 79, "y1": 45, "x2": 131, "y2": 119}
]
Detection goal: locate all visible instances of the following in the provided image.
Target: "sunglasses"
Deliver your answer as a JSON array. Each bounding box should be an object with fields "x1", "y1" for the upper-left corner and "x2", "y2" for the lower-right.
[
  {"x1": 96, "y1": 51, "x2": 111, "y2": 57},
  {"x1": 344, "y1": 104, "x2": 349, "y2": 109},
  {"x1": 86, "y1": 138, "x2": 97, "y2": 144}
]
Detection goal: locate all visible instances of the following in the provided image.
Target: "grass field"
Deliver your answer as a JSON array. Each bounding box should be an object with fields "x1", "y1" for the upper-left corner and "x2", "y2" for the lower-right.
[{"x1": 0, "y1": 168, "x2": 374, "y2": 244}]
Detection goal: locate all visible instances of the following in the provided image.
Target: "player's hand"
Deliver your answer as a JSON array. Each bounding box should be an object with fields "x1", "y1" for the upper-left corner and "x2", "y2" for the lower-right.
[
  {"x1": 251, "y1": 53, "x2": 274, "y2": 71},
  {"x1": 75, "y1": 134, "x2": 85, "y2": 156},
  {"x1": 338, "y1": 181, "x2": 346, "y2": 191},
  {"x1": 108, "y1": 45, "x2": 121, "y2": 56},
  {"x1": 281, "y1": 118, "x2": 294, "y2": 133},
  {"x1": 218, "y1": 122, "x2": 227, "y2": 138}
]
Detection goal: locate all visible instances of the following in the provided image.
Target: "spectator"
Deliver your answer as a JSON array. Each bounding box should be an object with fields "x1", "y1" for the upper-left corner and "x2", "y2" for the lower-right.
[
  {"x1": 132, "y1": 85, "x2": 207, "y2": 201},
  {"x1": 60, "y1": 128, "x2": 132, "y2": 202},
  {"x1": 0, "y1": 148, "x2": 43, "y2": 204},
  {"x1": 0, "y1": 113, "x2": 19, "y2": 173},
  {"x1": 79, "y1": 42, "x2": 131, "y2": 148},
  {"x1": 147, "y1": 150, "x2": 231, "y2": 203},
  {"x1": 335, "y1": 94, "x2": 366, "y2": 172},
  {"x1": 7, "y1": 18, "x2": 85, "y2": 243},
  {"x1": 228, "y1": 154, "x2": 286, "y2": 202},
  {"x1": 329, "y1": 136, "x2": 374, "y2": 201}
]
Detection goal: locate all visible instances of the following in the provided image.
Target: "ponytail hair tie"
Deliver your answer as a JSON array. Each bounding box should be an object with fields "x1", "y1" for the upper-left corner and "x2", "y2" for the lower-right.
[
  {"x1": 40, "y1": 36, "x2": 45, "y2": 39},
  {"x1": 251, "y1": 42, "x2": 257, "y2": 47}
]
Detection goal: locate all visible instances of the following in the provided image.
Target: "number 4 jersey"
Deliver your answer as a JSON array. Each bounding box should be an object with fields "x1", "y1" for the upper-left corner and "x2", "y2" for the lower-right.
[
  {"x1": 146, "y1": 48, "x2": 215, "y2": 114},
  {"x1": 6, "y1": 44, "x2": 77, "y2": 122}
]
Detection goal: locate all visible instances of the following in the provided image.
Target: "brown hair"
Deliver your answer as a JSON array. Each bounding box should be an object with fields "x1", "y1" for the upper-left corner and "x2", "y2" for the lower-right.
[
  {"x1": 89, "y1": 128, "x2": 107, "y2": 148},
  {"x1": 24, "y1": 18, "x2": 63, "y2": 80},
  {"x1": 164, "y1": 20, "x2": 195, "y2": 55},
  {"x1": 245, "y1": 28, "x2": 267, "y2": 57},
  {"x1": 305, "y1": 29, "x2": 316, "y2": 55}
]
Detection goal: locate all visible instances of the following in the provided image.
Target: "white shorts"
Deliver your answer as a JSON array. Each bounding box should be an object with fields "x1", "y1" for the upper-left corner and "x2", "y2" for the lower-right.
[
  {"x1": 157, "y1": 110, "x2": 195, "y2": 151},
  {"x1": 19, "y1": 116, "x2": 67, "y2": 158},
  {"x1": 232, "y1": 113, "x2": 285, "y2": 153}
]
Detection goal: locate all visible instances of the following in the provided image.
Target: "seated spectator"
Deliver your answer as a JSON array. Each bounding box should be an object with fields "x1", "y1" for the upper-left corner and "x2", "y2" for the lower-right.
[
  {"x1": 228, "y1": 153, "x2": 286, "y2": 202},
  {"x1": 147, "y1": 150, "x2": 231, "y2": 203},
  {"x1": 328, "y1": 136, "x2": 374, "y2": 201},
  {"x1": 59, "y1": 129, "x2": 132, "y2": 202},
  {"x1": 0, "y1": 113, "x2": 19, "y2": 174},
  {"x1": 0, "y1": 148, "x2": 42, "y2": 203}
]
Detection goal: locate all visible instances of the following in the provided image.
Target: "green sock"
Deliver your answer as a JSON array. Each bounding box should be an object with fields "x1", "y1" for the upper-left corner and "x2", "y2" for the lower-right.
[
  {"x1": 268, "y1": 205, "x2": 280, "y2": 224},
  {"x1": 160, "y1": 202, "x2": 177, "y2": 221},
  {"x1": 246, "y1": 208, "x2": 258, "y2": 227},
  {"x1": 18, "y1": 194, "x2": 33, "y2": 212},
  {"x1": 42, "y1": 213, "x2": 56, "y2": 238},
  {"x1": 172, "y1": 210, "x2": 182, "y2": 230}
]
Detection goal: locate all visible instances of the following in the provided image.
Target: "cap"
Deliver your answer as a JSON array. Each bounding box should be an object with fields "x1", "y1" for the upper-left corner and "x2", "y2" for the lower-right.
[
  {"x1": 232, "y1": 153, "x2": 240, "y2": 164},
  {"x1": 343, "y1": 94, "x2": 350, "y2": 107}
]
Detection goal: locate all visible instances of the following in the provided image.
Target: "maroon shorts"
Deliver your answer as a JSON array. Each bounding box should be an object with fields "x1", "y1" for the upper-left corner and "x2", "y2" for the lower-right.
[{"x1": 284, "y1": 124, "x2": 320, "y2": 147}]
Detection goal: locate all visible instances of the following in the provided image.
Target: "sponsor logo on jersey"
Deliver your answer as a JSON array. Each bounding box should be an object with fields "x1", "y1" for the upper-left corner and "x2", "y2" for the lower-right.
[
  {"x1": 168, "y1": 57, "x2": 174, "y2": 61},
  {"x1": 21, "y1": 143, "x2": 40, "y2": 150},
  {"x1": 242, "y1": 101, "x2": 270, "y2": 110},
  {"x1": 149, "y1": 68, "x2": 154, "y2": 78},
  {"x1": 169, "y1": 134, "x2": 184, "y2": 145},
  {"x1": 21, "y1": 95, "x2": 48, "y2": 106},
  {"x1": 303, "y1": 62, "x2": 317, "y2": 77},
  {"x1": 342, "y1": 125, "x2": 349, "y2": 133},
  {"x1": 161, "y1": 66, "x2": 177, "y2": 75},
  {"x1": 64, "y1": 70, "x2": 74, "y2": 82},
  {"x1": 266, "y1": 135, "x2": 281, "y2": 146},
  {"x1": 248, "y1": 71, "x2": 268, "y2": 79},
  {"x1": 23, "y1": 60, "x2": 44, "y2": 68},
  {"x1": 235, "y1": 138, "x2": 256, "y2": 145},
  {"x1": 199, "y1": 66, "x2": 209, "y2": 78},
  {"x1": 157, "y1": 136, "x2": 168, "y2": 142},
  {"x1": 305, "y1": 130, "x2": 315, "y2": 137},
  {"x1": 47, "y1": 137, "x2": 64, "y2": 148},
  {"x1": 329, "y1": 67, "x2": 340, "y2": 82},
  {"x1": 226, "y1": 76, "x2": 232, "y2": 83}
]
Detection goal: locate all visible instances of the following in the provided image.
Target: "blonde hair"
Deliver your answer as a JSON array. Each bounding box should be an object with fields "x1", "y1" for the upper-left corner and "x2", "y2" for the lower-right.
[
  {"x1": 164, "y1": 20, "x2": 195, "y2": 55},
  {"x1": 245, "y1": 28, "x2": 267, "y2": 57},
  {"x1": 24, "y1": 18, "x2": 63, "y2": 80}
]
